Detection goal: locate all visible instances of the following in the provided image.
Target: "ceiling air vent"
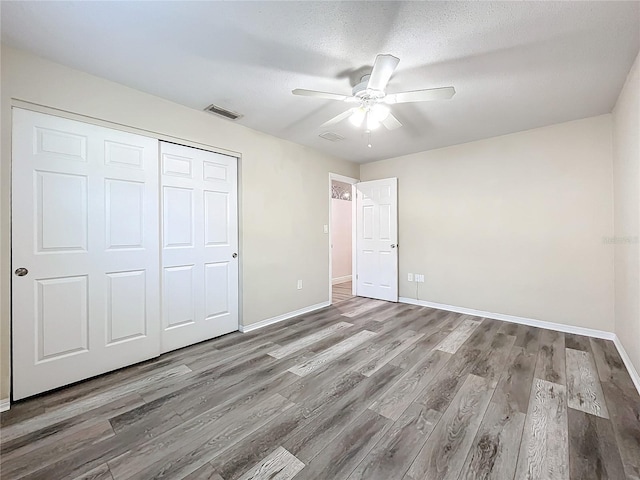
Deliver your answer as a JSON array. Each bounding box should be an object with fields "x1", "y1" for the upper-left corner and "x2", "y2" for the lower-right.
[
  {"x1": 204, "y1": 104, "x2": 243, "y2": 120},
  {"x1": 319, "y1": 132, "x2": 345, "y2": 142}
]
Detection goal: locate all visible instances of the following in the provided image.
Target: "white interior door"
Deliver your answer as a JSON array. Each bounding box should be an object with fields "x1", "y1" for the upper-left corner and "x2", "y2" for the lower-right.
[
  {"x1": 12, "y1": 109, "x2": 160, "y2": 400},
  {"x1": 160, "y1": 142, "x2": 239, "y2": 353},
  {"x1": 355, "y1": 178, "x2": 398, "y2": 302}
]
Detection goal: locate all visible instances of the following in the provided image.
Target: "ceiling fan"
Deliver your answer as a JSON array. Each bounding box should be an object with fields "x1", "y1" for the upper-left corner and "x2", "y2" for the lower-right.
[{"x1": 292, "y1": 54, "x2": 455, "y2": 131}]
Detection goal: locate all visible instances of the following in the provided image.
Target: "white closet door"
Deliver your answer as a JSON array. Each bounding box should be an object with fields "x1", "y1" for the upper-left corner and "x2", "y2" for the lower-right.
[
  {"x1": 160, "y1": 142, "x2": 238, "y2": 353},
  {"x1": 355, "y1": 178, "x2": 398, "y2": 302},
  {"x1": 12, "y1": 109, "x2": 160, "y2": 400}
]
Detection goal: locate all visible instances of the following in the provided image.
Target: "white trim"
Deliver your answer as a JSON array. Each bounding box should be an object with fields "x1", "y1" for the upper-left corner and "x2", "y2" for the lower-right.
[
  {"x1": 12, "y1": 100, "x2": 242, "y2": 159},
  {"x1": 613, "y1": 336, "x2": 640, "y2": 395},
  {"x1": 399, "y1": 297, "x2": 615, "y2": 339},
  {"x1": 0, "y1": 398, "x2": 9, "y2": 412},
  {"x1": 351, "y1": 183, "x2": 357, "y2": 297},
  {"x1": 239, "y1": 301, "x2": 330, "y2": 333},
  {"x1": 330, "y1": 173, "x2": 359, "y2": 184},
  {"x1": 399, "y1": 297, "x2": 640, "y2": 396},
  {"x1": 332, "y1": 275, "x2": 352, "y2": 285}
]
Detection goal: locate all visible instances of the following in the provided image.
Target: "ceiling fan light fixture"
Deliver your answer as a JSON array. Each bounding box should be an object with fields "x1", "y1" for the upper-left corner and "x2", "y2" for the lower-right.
[
  {"x1": 366, "y1": 112, "x2": 381, "y2": 130},
  {"x1": 349, "y1": 107, "x2": 366, "y2": 127},
  {"x1": 371, "y1": 103, "x2": 390, "y2": 122}
]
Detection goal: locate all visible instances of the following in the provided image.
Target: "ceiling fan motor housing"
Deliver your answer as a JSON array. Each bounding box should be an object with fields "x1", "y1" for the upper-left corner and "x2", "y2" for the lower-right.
[{"x1": 353, "y1": 74, "x2": 386, "y2": 102}]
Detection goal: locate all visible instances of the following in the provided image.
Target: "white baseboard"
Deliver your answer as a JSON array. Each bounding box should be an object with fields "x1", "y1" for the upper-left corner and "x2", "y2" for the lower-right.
[
  {"x1": 612, "y1": 336, "x2": 640, "y2": 395},
  {"x1": 239, "y1": 301, "x2": 330, "y2": 333},
  {"x1": 331, "y1": 275, "x2": 352, "y2": 285},
  {"x1": 399, "y1": 297, "x2": 615, "y2": 340},
  {"x1": 0, "y1": 398, "x2": 9, "y2": 412},
  {"x1": 399, "y1": 296, "x2": 640, "y2": 395}
]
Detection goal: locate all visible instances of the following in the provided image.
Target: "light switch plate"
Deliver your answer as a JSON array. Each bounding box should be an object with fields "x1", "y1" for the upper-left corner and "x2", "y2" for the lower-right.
[{"x1": 323, "y1": 225, "x2": 329, "y2": 234}]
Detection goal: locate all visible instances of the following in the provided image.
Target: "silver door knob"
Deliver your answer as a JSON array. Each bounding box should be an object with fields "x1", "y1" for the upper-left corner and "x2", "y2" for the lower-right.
[
  {"x1": 391, "y1": 244, "x2": 396, "y2": 249},
  {"x1": 232, "y1": 253, "x2": 238, "y2": 258},
  {"x1": 15, "y1": 267, "x2": 28, "y2": 277}
]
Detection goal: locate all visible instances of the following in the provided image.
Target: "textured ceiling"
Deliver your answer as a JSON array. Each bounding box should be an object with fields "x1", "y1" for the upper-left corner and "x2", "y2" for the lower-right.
[{"x1": 2, "y1": 1, "x2": 639, "y2": 163}]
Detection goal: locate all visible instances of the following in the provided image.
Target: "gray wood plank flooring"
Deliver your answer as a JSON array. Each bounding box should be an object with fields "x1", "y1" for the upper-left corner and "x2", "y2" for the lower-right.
[
  {"x1": 405, "y1": 374, "x2": 494, "y2": 480},
  {"x1": 332, "y1": 281, "x2": 354, "y2": 305},
  {"x1": 535, "y1": 329, "x2": 566, "y2": 385},
  {"x1": 458, "y1": 400, "x2": 525, "y2": 480},
  {"x1": 434, "y1": 318, "x2": 482, "y2": 354},
  {"x1": 515, "y1": 378, "x2": 569, "y2": 480},
  {"x1": 1, "y1": 296, "x2": 639, "y2": 480},
  {"x1": 566, "y1": 348, "x2": 610, "y2": 418},
  {"x1": 237, "y1": 446, "x2": 304, "y2": 480},
  {"x1": 268, "y1": 322, "x2": 353, "y2": 360},
  {"x1": 567, "y1": 408, "x2": 626, "y2": 480}
]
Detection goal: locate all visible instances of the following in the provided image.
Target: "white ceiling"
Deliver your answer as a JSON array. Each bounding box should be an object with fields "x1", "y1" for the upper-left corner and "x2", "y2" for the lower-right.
[{"x1": 2, "y1": 1, "x2": 639, "y2": 163}]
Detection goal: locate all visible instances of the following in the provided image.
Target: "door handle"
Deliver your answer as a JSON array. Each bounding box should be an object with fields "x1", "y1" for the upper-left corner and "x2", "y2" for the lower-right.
[
  {"x1": 15, "y1": 267, "x2": 28, "y2": 277},
  {"x1": 232, "y1": 253, "x2": 238, "y2": 258},
  {"x1": 391, "y1": 244, "x2": 397, "y2": 249}
]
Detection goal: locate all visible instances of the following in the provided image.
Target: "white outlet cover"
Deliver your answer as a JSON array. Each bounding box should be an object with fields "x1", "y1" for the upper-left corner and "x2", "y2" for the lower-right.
[
  {"x1": 408, "y1": 273, "x2": 413, "y2": 282},
  {"x1": 323, "y1": 225, "x2": 328, "y2": 234}
]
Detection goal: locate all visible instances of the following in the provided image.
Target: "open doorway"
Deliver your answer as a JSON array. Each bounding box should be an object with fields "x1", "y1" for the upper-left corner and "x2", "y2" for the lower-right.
[{"x1": 329, "y1": 173, "x2": 358, "y2": 305}]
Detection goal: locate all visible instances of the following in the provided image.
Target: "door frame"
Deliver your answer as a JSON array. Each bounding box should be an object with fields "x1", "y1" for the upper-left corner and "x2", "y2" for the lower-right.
[{"x1": 328, "y1": 173, "x2": 358, "y2": 304}]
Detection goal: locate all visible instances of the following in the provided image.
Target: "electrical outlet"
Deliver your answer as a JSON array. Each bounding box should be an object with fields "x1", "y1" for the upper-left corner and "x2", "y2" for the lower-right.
[
  {"x1": 297, "y1": 280, "x2": 303, "y2": 290},
  {"x1": 323, "y1": 225, "x2": 329, "y2": 234},
  {"x1": 407, "y1": 273, "x2": 413, "y2": 282}
]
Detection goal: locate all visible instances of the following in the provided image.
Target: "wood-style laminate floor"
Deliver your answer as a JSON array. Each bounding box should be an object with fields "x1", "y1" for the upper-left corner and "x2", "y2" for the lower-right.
[
  {"x1": 1, "y1": 297, "x2": 639, "y2": 480},
  {"x1": 332, "y1": 281, "x2": 353, "y2": 304}
]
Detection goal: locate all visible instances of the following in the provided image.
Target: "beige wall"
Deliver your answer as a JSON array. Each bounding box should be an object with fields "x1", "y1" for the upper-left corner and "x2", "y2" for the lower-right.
[
  {"x1": 361, "y1": 115, "x2": 615, "y2": 332},
  {"x1": 0, "y1": 46, "x2": 359, "y2": 401},
  {"x1": 613, "y1": 50, "x2": 640, "y2": 375}
]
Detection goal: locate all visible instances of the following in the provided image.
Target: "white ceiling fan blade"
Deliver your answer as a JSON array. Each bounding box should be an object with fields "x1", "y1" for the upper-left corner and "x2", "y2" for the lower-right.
[
  {"x1": 366, "y1": 54, "x2": 400, "y2": 92},
  {"x1": 381, "y1": 112, "x2": 402, "y2": 130},
  {"x1": 384, "y1": 86, "x2": 456, "y2": 104},
  {"x1": 320, "y1": 109, "x2": 354, "y2": 127},
  {"x1": 292, "y1": 89, "x2": 351, "y2": 101}
]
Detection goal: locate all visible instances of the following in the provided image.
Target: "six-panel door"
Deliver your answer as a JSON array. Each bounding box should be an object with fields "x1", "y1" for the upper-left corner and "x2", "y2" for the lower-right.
[
  {"x1": 11, "y1": 109, "x2": 161, "y2": 400},
  {"x1": 355, "y1": 178, "x2": 399, "y2": 302},
  {"x1": 160, "y1": 142, "x2": 239, "y2": 353}
]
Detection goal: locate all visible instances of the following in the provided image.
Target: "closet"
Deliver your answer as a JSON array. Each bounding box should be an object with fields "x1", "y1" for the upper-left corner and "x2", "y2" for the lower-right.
[{"x1": 11, "y1": 109, "x2": 238, "y2": 400}]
